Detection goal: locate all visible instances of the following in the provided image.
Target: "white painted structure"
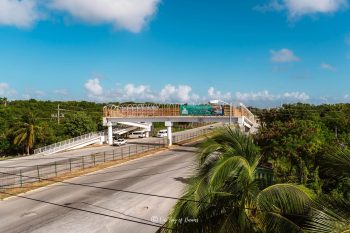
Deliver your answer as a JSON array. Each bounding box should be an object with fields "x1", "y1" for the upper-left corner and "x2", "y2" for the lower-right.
[
  {"x1": 165, "y1": 121, "x2": 173, "y2": 146},
  {"x1": 103, "y1": 115, "x2": 256, "y2": 147},
  {"x1": 118, "y1": 122, "x2": 152, "y2": 138},
  {"x1": 34, "y1": 131, "x2": 105, "y2": 155}
]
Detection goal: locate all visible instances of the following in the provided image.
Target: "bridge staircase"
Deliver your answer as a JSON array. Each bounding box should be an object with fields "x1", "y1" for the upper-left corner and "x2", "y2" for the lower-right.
[{"x1": 34, "y1": 131, "x2": 106, "y2": 155}]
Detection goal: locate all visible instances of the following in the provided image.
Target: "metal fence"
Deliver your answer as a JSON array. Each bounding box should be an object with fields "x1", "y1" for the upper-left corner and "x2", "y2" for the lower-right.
[{"x1": 0, "y1": 128, "x2": 211, "y2": 190}]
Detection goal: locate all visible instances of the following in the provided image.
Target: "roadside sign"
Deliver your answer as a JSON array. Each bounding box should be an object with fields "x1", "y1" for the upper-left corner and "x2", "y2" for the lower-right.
[{"x1": 180, "y1": 105, "x2": 224, "y2": 116}]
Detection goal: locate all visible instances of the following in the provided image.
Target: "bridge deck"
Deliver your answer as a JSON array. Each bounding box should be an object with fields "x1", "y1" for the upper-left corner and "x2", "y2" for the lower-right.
[
  {"x1": 103, "y1": 104, "x2": 256, "y2": 124},
  {"x1": 103, "y1": 116, "x2": 255, "y2": 128}
]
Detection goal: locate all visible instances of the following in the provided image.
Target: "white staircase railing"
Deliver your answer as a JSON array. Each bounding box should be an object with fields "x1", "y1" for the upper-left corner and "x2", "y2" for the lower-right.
[{"x1": 34, "y1": 131, "x2": 106, "y2": 155}]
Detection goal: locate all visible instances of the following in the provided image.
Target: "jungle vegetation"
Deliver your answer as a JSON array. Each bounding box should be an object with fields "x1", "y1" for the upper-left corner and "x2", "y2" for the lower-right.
[{"x1": 163, "y1": 103, "x2": 350, "y2": 232}]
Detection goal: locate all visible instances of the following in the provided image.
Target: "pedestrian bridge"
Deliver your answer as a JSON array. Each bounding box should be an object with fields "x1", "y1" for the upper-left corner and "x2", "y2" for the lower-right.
[
  {"x1": 33, "y1": 103, "x2": 258, "y2": 155},
  {"x1": 103, "y1": 103, "x2": 258, "y2": 146}
]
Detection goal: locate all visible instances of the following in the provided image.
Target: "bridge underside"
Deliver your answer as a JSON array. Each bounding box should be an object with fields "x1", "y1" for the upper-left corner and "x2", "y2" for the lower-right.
[{"x1": 103, "y1": 113, "x2": 257, "y2": 146}]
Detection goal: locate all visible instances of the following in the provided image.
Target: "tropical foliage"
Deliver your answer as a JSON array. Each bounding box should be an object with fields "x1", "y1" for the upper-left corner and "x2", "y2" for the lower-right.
[
  {"x1": 164, "y1": 103, "x2": 350, "y2": 232},
  {"x1": 12, "y1": 113, "x2": 42, "y2": 155},
  {"x1": 165, "y1": 128, "x2": 318, "y2": 232},
  {"x1": 0, "y1": 98, "x2": 208, "y2": 156},
  {"x1": 253, "y1": 103, "x2": 350, "y2": 201},
  {"x1": 0, "y1": 99, "x2": 104, "y2": 156}
]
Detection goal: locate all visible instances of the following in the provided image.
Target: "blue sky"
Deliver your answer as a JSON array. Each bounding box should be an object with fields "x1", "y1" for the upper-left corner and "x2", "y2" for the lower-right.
[{"x1": 0, "y1": 0, "x2": 350, "y2": 107}]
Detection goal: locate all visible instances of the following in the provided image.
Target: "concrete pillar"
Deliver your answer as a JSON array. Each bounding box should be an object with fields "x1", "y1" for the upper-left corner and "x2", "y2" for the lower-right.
[
  {"x1": 107, "y1": 121, "x2": 113, "y2": 145},
  {"x1": 238, "y1": 117, "x2": 245, "y2": 132},
  {"x1": 145, "y1": 123, "x2": 152, "y2": 138},
  {"x1": 165, "y1": 121, "x2": 173, "y2": 146}
]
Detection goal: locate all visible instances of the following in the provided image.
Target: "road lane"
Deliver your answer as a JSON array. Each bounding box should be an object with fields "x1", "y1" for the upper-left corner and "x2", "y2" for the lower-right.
[
  {"x1": 0, "y1": 124, "x2": 214, "y2": 169},
  {"x1": 0, "y1": 145, "x2": 198, "y2": 233}
]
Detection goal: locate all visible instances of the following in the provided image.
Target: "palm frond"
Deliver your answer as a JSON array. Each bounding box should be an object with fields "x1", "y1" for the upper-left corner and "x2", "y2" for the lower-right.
[
  {"x1": 303, "y1": 195, "x2": 350, "y2": 233},
  {"x1": 257, "y1": 184, "x2": 315, "y2": 214},
  {"x1": 322, "y1": 149, "x2": 350, "y2": 178},
  {"x1": 208, "y1": 156, "x2": 254, "y2": 193},
  {"x1": 14, "y1": 131, "x2": 27, "y2": 145}
]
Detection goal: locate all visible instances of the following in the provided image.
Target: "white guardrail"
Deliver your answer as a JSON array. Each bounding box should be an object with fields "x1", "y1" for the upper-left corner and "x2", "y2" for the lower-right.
[{"x1": 34, "y1": 131, "x2": 106, "y2": 155}]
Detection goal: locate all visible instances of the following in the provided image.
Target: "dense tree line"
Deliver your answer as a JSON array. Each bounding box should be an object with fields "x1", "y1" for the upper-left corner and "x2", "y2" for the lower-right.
[
  {"x1": 0, "y1": 99, "x2": 104, "y2": 156},
  {"x1": 164, "y1": 126, "x2": 350, "y2": 232},
  {"x1": 161, "y1": 103, "x2": 350, "y2": 232},
  {"x1": 252, "y1": 103, "x2": 350, "y2": 202},
  {"x1": 0, "y1": 99, "x2": 203, "y2": 156}
]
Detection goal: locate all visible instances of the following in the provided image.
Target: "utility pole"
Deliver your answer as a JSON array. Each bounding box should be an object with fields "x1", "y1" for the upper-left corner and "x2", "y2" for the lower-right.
[
  {"x1": 57, "y1": 104, "x2": 60, "y2": 124},
  {"x1": 335, "y1": 126, "x2": 338, "y2": 139},
  {"x1": 51, "y1": 104, "x2": 64, "y2": 123}
]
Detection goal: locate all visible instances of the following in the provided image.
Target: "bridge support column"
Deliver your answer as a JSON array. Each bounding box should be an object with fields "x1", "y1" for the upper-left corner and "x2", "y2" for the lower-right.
[
  {"x1": 107, "y1": 121, "x2": 113, "y2": 145},
  {"x1": 165, "y1": 121, "x2": 173, "y2": 146},
  {"x1": 237, "y1": 117, "x2": 245, "y2": 132},
  {"x1": 146, "y1": 123, "x2": 152, "y2": 138}
]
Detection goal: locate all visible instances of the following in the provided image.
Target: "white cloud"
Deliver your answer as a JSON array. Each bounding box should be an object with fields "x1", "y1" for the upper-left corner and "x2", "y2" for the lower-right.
[
  {"x1": 159, "y1": 84, "x2": 199, "y2": 103},
  {"x1": 207, "y1": 87, "x2": 231, "y2": 101},
  {"x1": 285, "y1": 0, "x2": 347, "y2": 17},
  {"x1": 84, "y1": 78, "x2": 103, "y2": 96},
  {"x1": 0, "y1": 0, "x2": 40, "y2": 28},
  {"x1": 270, "y1": 48, "x2": 300, "y2": 63},
  {"x1": 256, "y1": 0, "x2": 347, "y2": 18},
  {"x1": 116, "y1": 84, "x2": 198, "y2": 103},
  {"x1": 49, "y1": 0, "x2": 161, "y2": 33},
  {"x1": 122, "y1": 84, "x2": 155, "y2": 100},
  {"x1": 0, "y1": 0, "x2": 161, "y2": 32},
  {"x1": 85, "y1": 82, "x2": 200, "y2": 103},
  {"x1": 321, "y1": 62, "x2": 336, "y2": 71},
  {"x1": 236, "y1": 90, "x2": 278, "y2": 102},
  {"x1": 159, "y1": 84, "x2": 176, "y2": 101},
  {"x1": 177, "y1": 85, "x2": 192, "y2": 102},
  {"x1": 283, "y1": 91, "x2": 310, "y2": 101},
  {"x1": 235, "y1": 90, "x2": 309, "y2": 104},
  {"x1": 83, "y1": 80, "x2": 311, "y2": 107},
  {"x1": 0, "y1": 82, "x2": 16, "y2": 96}
]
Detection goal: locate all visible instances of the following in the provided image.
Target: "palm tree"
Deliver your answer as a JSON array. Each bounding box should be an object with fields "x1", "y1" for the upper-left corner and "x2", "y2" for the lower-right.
[
  {"x1": 0, "y1": 97, "x2": 7, "y2": 107},
  {"x1": 164, "y1": 127, "x2": 316, "y2": 233},
  {"x1": 13, "y1": 113, "x2": 41, "y2": 155},
  {"x1": 322, "y1": 149, "x2": 350, "y2": 178},
  {"x1": 303, "y1": 150, "x2": 350, "y2": 233}
]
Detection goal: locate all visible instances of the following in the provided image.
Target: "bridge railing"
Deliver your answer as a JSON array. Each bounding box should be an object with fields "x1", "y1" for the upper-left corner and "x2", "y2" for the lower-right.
[
  {"x1": 103, "y1": 104, "x2": 181, "y2": 118},
  {"x1": 1, "y1": 128, "x2": 211, "y2": 190},
  {"x1": 103, "y1": 104, "x2": 256, "y2": 123},
  {"x1": 34, "y1": 131, "x2": 105, "y2": 155},
  {"x1": 239, "y1": 103, "x2": 255, "y2": 123}
]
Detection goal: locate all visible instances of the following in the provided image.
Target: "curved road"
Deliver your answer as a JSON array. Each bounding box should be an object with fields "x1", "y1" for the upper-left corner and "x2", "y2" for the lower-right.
[{"x1": 0, "y1": 145, "x2": 197, "y2": 233}]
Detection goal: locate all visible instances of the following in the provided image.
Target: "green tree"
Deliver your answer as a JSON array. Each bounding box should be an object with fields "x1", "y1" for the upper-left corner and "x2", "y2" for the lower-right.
[
  {"x1": 0, "y1": 97, "x2": 7, "y2": 107},
  {"x1": 255, "y1": 119, "x2": 328, "y2": 186},
  {"x1": 63, "y1": 112, "x2": 97, "y2": 137},
  {"x1": 165, "y1": 128, "x2": 316, "y2": 233},
  {"x1": 304, "y1": 149, "x2": 350, "y2": 232},
  {"x1": 12, "y1": 113, "x2": 42, "y2": 155}
]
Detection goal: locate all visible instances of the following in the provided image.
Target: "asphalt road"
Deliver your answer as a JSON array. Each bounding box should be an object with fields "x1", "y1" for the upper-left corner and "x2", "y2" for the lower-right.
[
  {"x1": 0, "y1": 125, "x2": 214, "y2": 169},
  {"x1": 0, "y1": 144, "x2": 197, "y2": 233}
]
